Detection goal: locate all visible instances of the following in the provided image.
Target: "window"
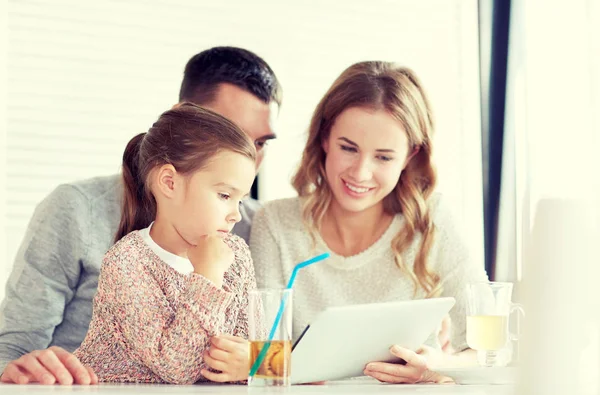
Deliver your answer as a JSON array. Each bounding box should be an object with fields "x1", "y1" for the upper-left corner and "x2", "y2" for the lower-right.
[{"x1": 2, "y1": 0, "x2": 483, "y2": 300}]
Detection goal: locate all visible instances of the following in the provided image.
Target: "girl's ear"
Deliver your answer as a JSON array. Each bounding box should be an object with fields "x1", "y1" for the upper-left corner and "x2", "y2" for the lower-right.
[{"x1": 154, "y1": 164, "x2": 178, "y2": 199}]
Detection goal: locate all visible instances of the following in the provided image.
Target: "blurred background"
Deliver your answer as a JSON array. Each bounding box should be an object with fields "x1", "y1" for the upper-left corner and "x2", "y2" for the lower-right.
[
  {"x1": 1, "y1": 0, "x2": 486, "y2": 288},
  {"x1": 1, "y1": 1, "x2": 599, "y2": 389}
]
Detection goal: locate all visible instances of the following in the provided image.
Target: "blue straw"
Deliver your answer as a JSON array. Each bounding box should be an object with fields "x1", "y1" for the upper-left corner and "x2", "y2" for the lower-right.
[{"x1": 249, "y1": 252, "x2": 330, "y2": 378}]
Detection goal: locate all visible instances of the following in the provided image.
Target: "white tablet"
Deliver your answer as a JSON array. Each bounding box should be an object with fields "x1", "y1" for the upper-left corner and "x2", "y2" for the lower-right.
[{"x1": 290, "y1": 297, "x2": 456, "y2": 384}]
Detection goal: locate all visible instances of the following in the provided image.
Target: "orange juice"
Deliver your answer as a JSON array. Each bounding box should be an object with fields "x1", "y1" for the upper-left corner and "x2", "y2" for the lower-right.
[{"x1": 249, "y1": 340, "x2": 292, "y2": 382}]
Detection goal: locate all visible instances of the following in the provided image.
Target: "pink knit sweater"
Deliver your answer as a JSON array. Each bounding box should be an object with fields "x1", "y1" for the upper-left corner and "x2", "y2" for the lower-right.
[{"x1": 73, "y1": 231, "x2": 256, "y2": 384}]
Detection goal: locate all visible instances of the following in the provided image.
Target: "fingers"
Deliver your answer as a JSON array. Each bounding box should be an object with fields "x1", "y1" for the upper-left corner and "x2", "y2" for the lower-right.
[
  {"x1": 440, "y1": 315, "x2": 451, "y2": 334},
  {"x1": 201, "y1": 368, "x2": 231, "y2": 383},
  {"x1": 52, "y1": 347, "x2": 93, "y2": 385},
  {"x1": 15, "y1": 353, "x2": 56, "y2": 385},
  {"x1": 206, "y1": 339, "x2": 247, "y2": 366},
  {"x1": 363, "y1": 346, "x2": 431, "y2": 384},
  {"x1": 211, "y1": 336, "x2": 247, "y2": 354},
  {"x1": 364, "y1": 361, "x2": 421, "y2": 383},
  {"x1": 0, "y1": 348, "x2": 96, "y2": 386},
  {"x1": 203, "y1": 336, "x2": 250, "y2": 383},
  {"x1": 1, "y1": 363, "x2": 34, "y2": 384},
  {"x1": 214, "y1": 334, "x2": 248, "y2": 344},
  {"x1": 438, "y1": 317, "x2": 451, "y2": 346},
  {"x1": 364, "y1": 368, "x2": 412, "y2": 384},
  {"x1": 441, "y1": 341, "x2": 455, "y2": 354},
  {"x1": 85, "y1": 366, "x2": 99, "y2": 384},
  {"x1": 204, "y1": 352, "x2": 228, "y2": 372},
  {"x1": 390, "y1": 345, "x2": 428, "y2": 370},
  {"x1": 207, "y1": 347, "x2": 230, "y2": 362},
  {"x1": 35, "y1": 349, "x2": 72, "y2": 385}
]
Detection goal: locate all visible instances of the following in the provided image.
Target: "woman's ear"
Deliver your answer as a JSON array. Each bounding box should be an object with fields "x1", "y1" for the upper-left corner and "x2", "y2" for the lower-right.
[
  {"x1": 154, "y1": 164, "x2": 178, "y2": 199},
  {"x1": 322, "y1": 137, "x2": 330, "y2": 154},
  {"x1": 403, "y1": 147, "x2": 420, "y2": 169}
]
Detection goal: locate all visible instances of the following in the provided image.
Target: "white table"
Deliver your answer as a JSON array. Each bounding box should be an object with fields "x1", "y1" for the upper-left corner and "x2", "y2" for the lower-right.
[{"x1": 0, "y1": 380, "x2": 514, "y2": 395}]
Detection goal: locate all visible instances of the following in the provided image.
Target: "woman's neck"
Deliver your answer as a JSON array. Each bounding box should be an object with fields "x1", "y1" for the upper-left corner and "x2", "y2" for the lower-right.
[
  {"x1": 320, "y1": 201, "x2": 393, "y2": 257},
  {"x1": 149, "y1": 214, "x2": 191, "y2": 258}
]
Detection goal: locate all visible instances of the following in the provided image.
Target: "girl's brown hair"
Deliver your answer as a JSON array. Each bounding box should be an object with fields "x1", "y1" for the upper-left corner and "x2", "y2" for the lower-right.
[
  {"x1": 292, "y1": 61, "x2": 440, "y2": 297},
  {"x1": 115, "y1": 102, "x2": 256, "y2": 242}
]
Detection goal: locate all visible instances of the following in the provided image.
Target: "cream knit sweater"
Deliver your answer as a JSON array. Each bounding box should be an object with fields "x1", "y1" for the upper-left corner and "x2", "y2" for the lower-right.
[{"x1": 249, "y1": 193, "x2": 488, "y2": 351}]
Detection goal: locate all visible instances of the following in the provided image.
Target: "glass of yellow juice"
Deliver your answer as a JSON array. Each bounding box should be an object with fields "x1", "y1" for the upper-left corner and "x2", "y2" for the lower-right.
[
  {"x1": 466, "y1": 282, "x2": 524, "y2": 367},
  {"x1": 248, "y1": 289, "x2": 293, "y2": 387}
]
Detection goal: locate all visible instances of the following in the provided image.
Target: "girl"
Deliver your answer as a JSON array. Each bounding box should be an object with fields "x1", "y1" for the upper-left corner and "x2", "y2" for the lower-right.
[
  {"x1": 74, "y1": 103, "x2": 257, "y2": 384},
  {"x1": 250, "y1": 62, "x2": 488, "y2": 384}
]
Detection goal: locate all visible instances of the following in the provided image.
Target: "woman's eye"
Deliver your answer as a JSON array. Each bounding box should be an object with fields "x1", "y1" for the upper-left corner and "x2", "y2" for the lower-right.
[
  {"x1": 340, "y1": 145, "x2": 357, "y2": 153},
  {"x1": 219, "y1": 193, "x2": 230, "y2": 200}
]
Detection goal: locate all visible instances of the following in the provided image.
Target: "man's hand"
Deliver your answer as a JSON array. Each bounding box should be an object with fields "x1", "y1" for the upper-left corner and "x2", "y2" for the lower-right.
[{"x1": 0, "y1": 346, "x2": 98, "y2": 385}]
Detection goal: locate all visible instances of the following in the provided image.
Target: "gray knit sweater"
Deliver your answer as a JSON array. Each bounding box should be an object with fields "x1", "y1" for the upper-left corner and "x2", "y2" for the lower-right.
[{"x1": 0, "y1": 174, "x2": 259, "y2": 373}]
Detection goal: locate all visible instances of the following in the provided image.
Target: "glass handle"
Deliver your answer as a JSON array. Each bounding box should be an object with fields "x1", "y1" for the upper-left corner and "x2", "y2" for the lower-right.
[
  {"x1": 509, "y1": 302, "x2": 525, "y2": 341},
  {"x1": 508, "y1": 302, "x2": 525, "y2": 365}
]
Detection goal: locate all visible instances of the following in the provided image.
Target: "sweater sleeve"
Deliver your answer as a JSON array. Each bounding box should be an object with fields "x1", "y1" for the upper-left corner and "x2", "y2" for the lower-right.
[
  {"x1": 227, "y1": 237, "x2": 257, "y2": 340},
  {"x1": 431, "y1": 196, "x2": 489, "y2": 352},
  {"x1": 96, "y1": 246, "x2": 235, "y2": 384},
  {"x1": 0, "y1": 184, "x2": 90, "y2": 373}
]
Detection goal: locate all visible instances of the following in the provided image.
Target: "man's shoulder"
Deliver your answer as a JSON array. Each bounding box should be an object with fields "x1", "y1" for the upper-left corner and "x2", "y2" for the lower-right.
[
  {"x1": 45, "y1": 174, "x2": 120, "y2": 204},
  {"x1": 240, "y1": 197, "x2": 262, "y2": 219},
  {"x1": 68, "y1": 174, "x2": 122, "y2": 203},
  {"x1": 35, "y1": 174, "x2": 122, "y2": 232}
]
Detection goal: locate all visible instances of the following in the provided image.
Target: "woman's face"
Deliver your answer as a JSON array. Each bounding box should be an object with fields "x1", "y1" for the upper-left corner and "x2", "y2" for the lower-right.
[{"x1": 322, "y1": 107, "x2": 413, "y2": 216}]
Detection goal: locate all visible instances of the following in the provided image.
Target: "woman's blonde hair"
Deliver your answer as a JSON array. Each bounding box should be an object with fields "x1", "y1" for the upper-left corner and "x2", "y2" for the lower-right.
[{"x1": 292, "y1": 61, "x2": 441, "y2": 297}]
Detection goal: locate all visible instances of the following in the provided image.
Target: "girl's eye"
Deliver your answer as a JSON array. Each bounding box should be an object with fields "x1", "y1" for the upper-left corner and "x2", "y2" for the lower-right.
[
  {"x1": 219, "y1": 193, "x2": 230, "y2": 200},
  {"x1": 256, "y1": 140, "x2": 269, "y2": 150},
  {"x1": 377, "y1": 155, "x2": 393, "y2": 162}
]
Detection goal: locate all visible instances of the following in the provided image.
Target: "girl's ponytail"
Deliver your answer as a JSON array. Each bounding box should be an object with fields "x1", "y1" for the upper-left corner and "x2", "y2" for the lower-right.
[{"x1": 115, "y1": 133, "x2": 156, "y2": 242}]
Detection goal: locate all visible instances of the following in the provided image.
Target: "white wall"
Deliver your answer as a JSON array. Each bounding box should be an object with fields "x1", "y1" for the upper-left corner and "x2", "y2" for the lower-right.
[
  {"x1": 1, "y1": 0, "x2": 7, "y2": 301},
  {"x1": 2, "y1": 0, "x2": 484, "y2": 299}
]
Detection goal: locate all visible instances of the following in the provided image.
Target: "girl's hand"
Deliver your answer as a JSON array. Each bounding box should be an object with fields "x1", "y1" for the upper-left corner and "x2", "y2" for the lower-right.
[
  {"x1": 363, "y1": 345, "x2": 451, "y2": 384},
  {"x1": 188, "y1": 235, "x2": 234, "y2": 288},
  {"x1": 201, "y1": 335, "x2": 249, "y2": 383}
]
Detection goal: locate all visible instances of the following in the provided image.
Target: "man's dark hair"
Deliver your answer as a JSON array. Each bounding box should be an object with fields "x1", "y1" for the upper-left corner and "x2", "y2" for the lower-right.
[{"x1": 179, "y1": 46, "x2": 282, "y2": 107}]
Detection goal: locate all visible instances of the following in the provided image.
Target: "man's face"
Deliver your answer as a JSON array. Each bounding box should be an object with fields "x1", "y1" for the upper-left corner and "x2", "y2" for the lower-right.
[{"x1": 204, "y1": 83, "x2": 278, "y2": 171}]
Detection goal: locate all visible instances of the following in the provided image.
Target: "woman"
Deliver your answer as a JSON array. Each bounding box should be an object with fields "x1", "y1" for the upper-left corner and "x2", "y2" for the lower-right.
[{"x1": 250, "y1": 61, "x2": 488, "y2": 384}]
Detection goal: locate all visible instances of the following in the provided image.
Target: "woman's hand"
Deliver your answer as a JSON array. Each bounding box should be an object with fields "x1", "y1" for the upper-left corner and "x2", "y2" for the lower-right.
[
  {"x1": 363, "y1": 345, "x2": 451, "y2": 384},
  {"x1": 438, "y1": 315, "x2": 455, "y2": 354},
  {"x1": 201, "y1": 335, "x2": 249, "y2": 383}
]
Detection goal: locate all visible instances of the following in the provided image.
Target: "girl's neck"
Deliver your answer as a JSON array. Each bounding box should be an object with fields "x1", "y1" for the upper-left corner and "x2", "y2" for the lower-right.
[
  {"x1": 149, "y1": 215, "x2": 191, "y2": 258},
  {"x1": 320, "y1": 201, "x2": 393, "y2": 257}
]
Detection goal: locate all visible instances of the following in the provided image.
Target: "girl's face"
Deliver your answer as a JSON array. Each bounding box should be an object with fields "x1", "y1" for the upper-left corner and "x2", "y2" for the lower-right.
[
  {"x1": 322, "y1": 107, "x2": 413, "y2": 216},
  {"x1": 170, "y1": 151, "x2": 255, "y2": 246}
]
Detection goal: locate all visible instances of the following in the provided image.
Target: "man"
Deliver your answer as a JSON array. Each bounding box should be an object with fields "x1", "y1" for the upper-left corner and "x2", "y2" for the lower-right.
[{"x1": 0, "y1": 46, "x2": 282, "y2": 385}]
